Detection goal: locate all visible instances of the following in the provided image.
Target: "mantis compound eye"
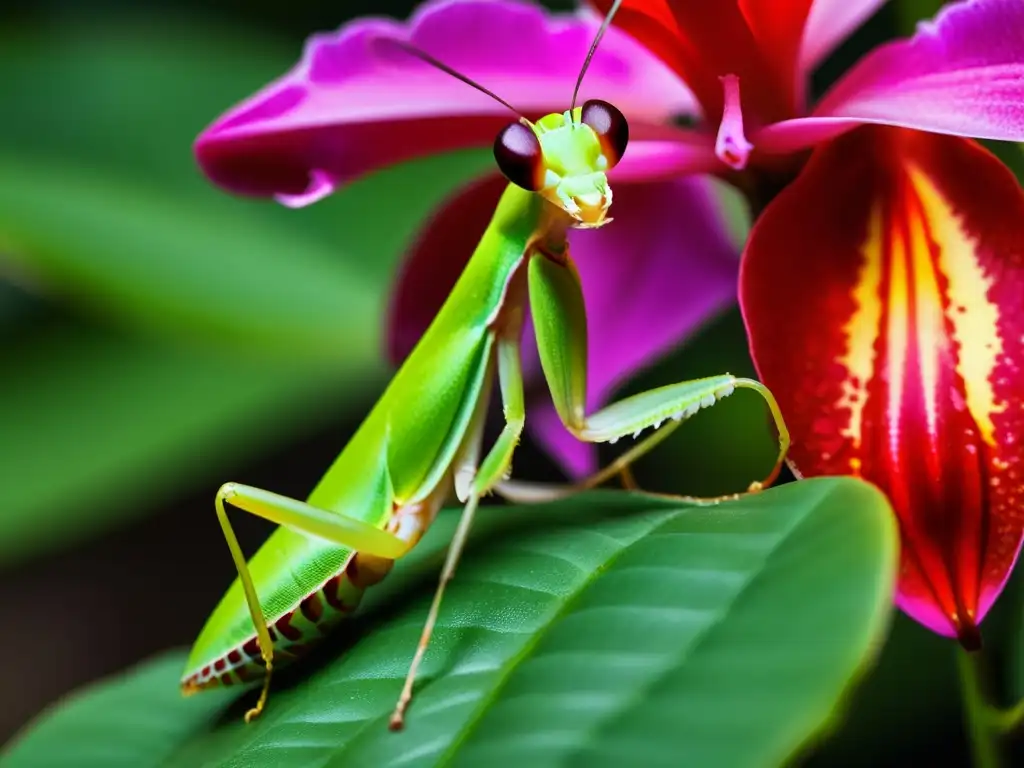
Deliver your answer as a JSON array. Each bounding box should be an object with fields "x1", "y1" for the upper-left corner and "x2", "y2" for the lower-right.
[
  {"x1": 581, "y1": 99, "x2": 629, "y2": 168},
  {"x1": 494, "y1": 121, "x2": 544, "y2": 191}
]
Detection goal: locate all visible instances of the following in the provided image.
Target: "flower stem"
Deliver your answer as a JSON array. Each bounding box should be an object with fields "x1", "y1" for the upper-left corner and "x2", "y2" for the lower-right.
[{"x1": 957, "y1": 648, "x2": 1004, "y2": 768}]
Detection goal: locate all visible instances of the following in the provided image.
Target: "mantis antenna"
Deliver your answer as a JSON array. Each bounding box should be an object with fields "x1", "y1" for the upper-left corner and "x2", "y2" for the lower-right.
[
  {"x1": 386, "y1": 0, "x2": 625, "y2": 120},
  {"x1": 570, "y1": 0, "x2": 625, "y2": 110},
  {"x1": 381, "y1": 39, "x2": 524, "y2": 117}
]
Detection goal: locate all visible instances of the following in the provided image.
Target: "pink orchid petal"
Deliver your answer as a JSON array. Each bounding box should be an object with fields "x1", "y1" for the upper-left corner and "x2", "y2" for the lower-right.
[
  {"x1": 749, "y1": 116, "x2": 863, "y2": 154},
  {"x1": 527, "y1": 177, "x2": 741, "y2": 477},
  {"x1": 738, "y1": 0, "x2": 815, "y2": 114},
  {"x1": 760, "y1": 0, "x2": 1024, "y2": 154},
  {"x1": 196, "y1": 0, "x2": 694, "y2": 203},
  {"x1": 757, "y1": 0, "x2": 1024, "y2": 153},
  {"x1": 612, "y1": 129, "x2": 720, "y2": 182},
  {"x1": 799, "y1": 0, "x2": 889, "y2": 75}
]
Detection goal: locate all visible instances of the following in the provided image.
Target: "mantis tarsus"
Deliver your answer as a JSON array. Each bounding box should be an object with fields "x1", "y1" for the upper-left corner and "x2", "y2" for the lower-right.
[{"x1": 181, "y1": 0, "x2": 790, "y2": 731}]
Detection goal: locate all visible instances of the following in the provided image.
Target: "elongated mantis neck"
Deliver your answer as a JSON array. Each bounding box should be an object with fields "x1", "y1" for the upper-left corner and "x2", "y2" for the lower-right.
[{"x1": 531, "y1": 193, "x2": 577, "y2": 260}]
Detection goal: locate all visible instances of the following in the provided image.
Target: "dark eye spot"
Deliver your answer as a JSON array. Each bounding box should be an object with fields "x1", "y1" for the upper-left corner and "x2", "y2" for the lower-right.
[
  {"x1": 581, "y1": 99, "x2": 629, "y2": 168},
  {"x1": 494, "y1": 121, "x2": 543, "y2": 191}
]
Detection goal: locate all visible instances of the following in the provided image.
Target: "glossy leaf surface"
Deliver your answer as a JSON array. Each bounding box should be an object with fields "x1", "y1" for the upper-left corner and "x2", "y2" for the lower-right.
[{"x1": 4, "y1": 479, "x2": 897, "y2": 767}]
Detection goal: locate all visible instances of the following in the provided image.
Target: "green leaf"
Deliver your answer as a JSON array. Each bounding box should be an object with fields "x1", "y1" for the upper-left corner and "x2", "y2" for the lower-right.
[
  {"x1": 0, "y1": 654, "x2": 235, "y2": 768},
  {"x1": 0, "y1": 322, "x2": 381, "y2": 566},
  {"x1": 802, "y1": 614, "x2": 961, "y2": 766},
  {"x1": 4, "y1": 478, "x2": 897, "y2": 767}
]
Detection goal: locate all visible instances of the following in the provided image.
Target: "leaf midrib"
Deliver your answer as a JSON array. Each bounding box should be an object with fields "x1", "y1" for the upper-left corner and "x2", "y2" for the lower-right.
[
  {"x1": 442, "y1": 481, "x2": 844, "y2": 766},
  {"x1": 434, "y1": 506, "x2": 677, "y2": 767}
]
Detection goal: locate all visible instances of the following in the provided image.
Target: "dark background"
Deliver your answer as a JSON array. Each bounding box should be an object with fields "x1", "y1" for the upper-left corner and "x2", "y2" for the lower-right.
[{"x1": 0, "y1": 1, "x2": 1021, "y2": 765}]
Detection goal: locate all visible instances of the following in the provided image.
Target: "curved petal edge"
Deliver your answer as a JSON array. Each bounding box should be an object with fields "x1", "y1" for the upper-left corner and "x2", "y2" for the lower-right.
[
  {"x1": 195, "y1": 0, "x2": 694, "y2": 204},
  {"x1": 740, "y1": 126, "x2": 1024, "y2": 643},
  {"x1": 812, "y1": 0, "x2": 1024, "y2": 143}
]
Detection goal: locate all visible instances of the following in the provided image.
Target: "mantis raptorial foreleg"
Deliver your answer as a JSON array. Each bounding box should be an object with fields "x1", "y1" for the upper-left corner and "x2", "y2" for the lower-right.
[
  {"x1": 527, "y1": 251, "x2": 790, "y2": 494},
  {"x1": 215, "y1": 483, "x2": 413, "y2": 721},
  {"x1": 390, "y1": 333, "x2": 526, "y2": 729}
]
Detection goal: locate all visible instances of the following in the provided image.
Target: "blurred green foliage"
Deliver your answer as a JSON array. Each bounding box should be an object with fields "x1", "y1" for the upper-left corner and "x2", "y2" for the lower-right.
[{"x1": 0, "y1": 15, "x2": 491, "y2": 563}]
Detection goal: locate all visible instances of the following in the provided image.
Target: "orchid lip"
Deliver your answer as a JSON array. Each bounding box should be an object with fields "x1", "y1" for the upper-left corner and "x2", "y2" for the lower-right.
[{"x1": 741, "y1": 127, "x2": 1024, "y2": 644}]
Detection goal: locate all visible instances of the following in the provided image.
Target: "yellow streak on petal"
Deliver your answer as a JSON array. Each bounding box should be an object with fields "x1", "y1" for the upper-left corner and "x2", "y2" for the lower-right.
[
  {"x1": 906, "y1": 165, "x2": 1004, "y2": 446},
  {"x1": 906, "y1": 189, "x2": 945, "y2": 440},
  {"x1": 837, "y1": 205, "x2": 884, "y2": 453},
  {"x1": 886, "y1": 214, "x2": 910, "y2": 460}
]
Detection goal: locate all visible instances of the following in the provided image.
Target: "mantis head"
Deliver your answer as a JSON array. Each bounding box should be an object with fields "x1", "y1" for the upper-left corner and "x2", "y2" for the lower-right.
[
  {"x1": 386, "y1": 1, "x2": 627, "y2": 229},
  {"x1": 493, "y1": 100, "x2": 629, "y2": 228}
]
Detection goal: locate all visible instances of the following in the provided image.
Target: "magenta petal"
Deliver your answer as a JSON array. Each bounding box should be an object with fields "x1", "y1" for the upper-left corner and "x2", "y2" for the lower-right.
[
  {"x1": 750, "y1": 116, "x2": 862, "y2": 154},
  {"x1": 609, "y1": 128, "x2": 720, "y2": 182},
  {"x1": 763, "y1": 0, "x2": 1024, "y2": 153},
  {"x1": 799, "y1": 0, "x2": 888, "y2": 75},
  {"x1": 195, "y1": 0, "x2": 694, "y2": 203},
  {"x1": 526, "y1": 177, "x2": 741, "y2": 477}
]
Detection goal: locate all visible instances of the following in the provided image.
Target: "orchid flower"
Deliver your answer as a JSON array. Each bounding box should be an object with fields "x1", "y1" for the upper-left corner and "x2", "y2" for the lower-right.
[{"x1": 195, "y1": 0, "x2": 1024, "y2": 644}]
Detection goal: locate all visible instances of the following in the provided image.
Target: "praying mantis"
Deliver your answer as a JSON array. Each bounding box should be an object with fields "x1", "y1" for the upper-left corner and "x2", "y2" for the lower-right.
[{"x1": 180, "y1": 0, "x2": 790, "y2": 731}]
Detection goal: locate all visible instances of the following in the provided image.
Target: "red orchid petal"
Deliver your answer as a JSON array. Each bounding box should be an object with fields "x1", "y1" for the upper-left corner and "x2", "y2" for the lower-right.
[
  {"x1": 738, "y1": 0, "x2": 814, "y2": 113},
  {"x1": 757, "y1": 0, "x2": 1024, "y2": 154},
  {"x1": 590, "y1": 0, "x2": 787, "y2": 122},
  {"x1": 387, "y1": 173, "x2": 505, "y2": 365},
  {"x1": 196, "y1": 0, "x2": 693, "y2": 205},
  {"x1": 589, "y1": 0, "x2": 716, "y2": 115},
  {"x1": 740, "y1": 126, "x2": 1024, "y2": 644}
]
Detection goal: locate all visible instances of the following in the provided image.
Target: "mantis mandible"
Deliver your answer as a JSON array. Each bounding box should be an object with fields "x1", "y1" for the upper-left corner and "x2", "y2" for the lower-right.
[{"x1": 181, "y1": 0, "x2": 790, "y2": 731}]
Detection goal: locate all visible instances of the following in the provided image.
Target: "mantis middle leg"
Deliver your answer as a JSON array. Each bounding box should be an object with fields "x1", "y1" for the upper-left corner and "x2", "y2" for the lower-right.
[
  {"x1": 527, "y1": 251, "x2": 790, "y2": 494},
  {"x1": 390, "y1": 331, "x2": 527, "y2": 729}
]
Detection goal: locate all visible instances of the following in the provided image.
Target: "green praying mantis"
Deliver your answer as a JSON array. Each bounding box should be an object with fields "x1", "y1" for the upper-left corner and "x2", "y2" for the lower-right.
[{"x1": 181, "y1": 0, "x2": 790, "y2": 731}]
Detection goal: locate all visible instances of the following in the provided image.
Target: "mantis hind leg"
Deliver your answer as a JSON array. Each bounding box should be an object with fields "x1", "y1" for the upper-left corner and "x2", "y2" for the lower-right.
[
  {"x1": 214, "y1": 483, "x2": 412, "y2": 721},
  {"x1": 390, "y1": 333, "x2": 526, "y2": 730},
  {"x1": 527, "y1": 252, "x2": 790, "y2": 498}
]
